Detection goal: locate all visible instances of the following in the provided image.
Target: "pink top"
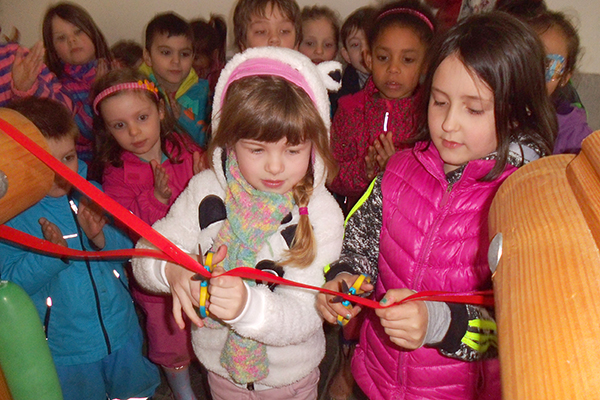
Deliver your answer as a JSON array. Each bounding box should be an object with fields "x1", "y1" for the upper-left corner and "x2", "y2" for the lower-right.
[{"x1": 102, "y1": 137, "x2": 200, "y2": 228}]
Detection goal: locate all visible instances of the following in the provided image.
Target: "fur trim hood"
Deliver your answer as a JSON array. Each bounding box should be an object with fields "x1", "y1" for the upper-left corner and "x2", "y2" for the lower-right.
[{"x1": 210, "y1": 47, "x2": 342, "y2": 190}]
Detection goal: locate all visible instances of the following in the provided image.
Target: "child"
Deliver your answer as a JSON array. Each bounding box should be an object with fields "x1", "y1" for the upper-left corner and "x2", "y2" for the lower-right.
[
  {"x1": 42, "y1": 2, "x2": 113, "y2": 163},
  {"x1": 141, "y1": 12, "x2": 210, "y2": 148},
  {"x1": 328, "y1": 0, "x2": 437, "y2": 211},
  {"x1": 0, "y1": 42, "x2": 72, "y2": 109},
  {"x1": 298, "y1": 6, "x2": 340, "y2": 65},
  {"x1": 132, "y1": 47, "x2": 344, "y2": 398},
  {"x1": 111, "y1": 39, "x2": 144, "y2": 69},
  {"x1": 191, "y1": 15, "x2": 227, "y2": 93},
  {"x1": 91, "y1": 68, "x2": 203, "y2": 400},
  {"x1": 233, "y1": 0, "x2": 301, "y2": 51},
  {"x1": 0, "y1": 97, "x2": 160, "y2": 400},
  {"x1": 523, "y1": 10, "x2": 592, "y2": 154},
  {"x1": 317, "y1": 12, "x2": 557, "y2": 400},
  {"x1": 329, "y1": 6, "x2": 376, "y2": 115}
]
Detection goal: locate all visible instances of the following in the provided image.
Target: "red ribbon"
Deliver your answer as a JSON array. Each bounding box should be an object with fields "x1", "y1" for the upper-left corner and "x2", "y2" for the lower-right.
[{"x1": 0, "y1": 117, "x2": 494, "y2": 309}]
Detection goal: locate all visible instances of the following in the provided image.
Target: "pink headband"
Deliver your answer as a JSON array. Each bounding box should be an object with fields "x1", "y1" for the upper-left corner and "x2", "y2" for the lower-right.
[
  {"x1": 221, "y1": 58, "x2": 317, "y2": 108},
  {"x1": 92, "y1": 80, "x2": 159, "y2": 115},
  {"x1": 377, "y1": 7, "x2": 434, "y2": 32}
]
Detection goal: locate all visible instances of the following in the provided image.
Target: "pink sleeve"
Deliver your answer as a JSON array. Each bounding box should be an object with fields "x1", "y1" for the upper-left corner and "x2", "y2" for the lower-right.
[
  {"x1": 328, "y1": 104, "x2": 371, "y2": 198},
  {"x1": 102, "y1": 165, "x2": 170, "y2": 226}
]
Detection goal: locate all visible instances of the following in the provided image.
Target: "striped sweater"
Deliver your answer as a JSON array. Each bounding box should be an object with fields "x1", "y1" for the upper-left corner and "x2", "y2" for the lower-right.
[{"x1": 0, "y1": 43, "x2": 72, "y2": 110}]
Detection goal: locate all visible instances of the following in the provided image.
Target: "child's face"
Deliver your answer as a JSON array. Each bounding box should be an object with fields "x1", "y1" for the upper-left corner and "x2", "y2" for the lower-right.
[
  {"x1": 428, "y1": 54, "x2": 497, "y2": 174},
  {"x1": 298, "y1": 17, "x2": 338, "y2": 65},
  {"x1": 341, "y1": 28, "x2": 369, "y2": 75},
  {"x1": 144, "y1": 33, "x2": 194, "y2": 93},
  {"x1": 366, "y1": 25, "x2": 426, "y2": 100},
  {"x1": 51, "y1": 16, "x2": 96, "y2": 65},
  {"x1": 47, "y1": 136, "x2": 78, "y2": 198},
  {"x1": 100, "y1": 92, "x2": 164, "y2": 162},
  {"x1": 243, "y1": 3, "x2": 296, "y2": 50},
  {"x1": 537, "y1": 26, "x2": 570, "y2": 96},
  {"x1": 233, "y1": 138, "x2": 311, "y2": 194}
]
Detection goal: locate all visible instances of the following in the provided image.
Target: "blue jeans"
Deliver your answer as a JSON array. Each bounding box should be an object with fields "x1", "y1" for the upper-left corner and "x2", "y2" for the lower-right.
[{"x1": 55, "y1": 330, "x2": 160, "y2": 400}]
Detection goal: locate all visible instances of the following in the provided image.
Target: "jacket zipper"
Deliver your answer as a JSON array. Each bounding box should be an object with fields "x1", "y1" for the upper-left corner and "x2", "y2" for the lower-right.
[
  {"x1": 68, "y1": 198, "x2": 112, "y2": 355},
  {"x1": 413, "y1": 181, "x2": 454, "y2": 289}
]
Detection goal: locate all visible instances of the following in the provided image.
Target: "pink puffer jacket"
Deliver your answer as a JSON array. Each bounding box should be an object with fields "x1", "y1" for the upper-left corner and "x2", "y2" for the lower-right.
[{"x1": 353, "y1": 142, "x2": 513, "y2": 400}]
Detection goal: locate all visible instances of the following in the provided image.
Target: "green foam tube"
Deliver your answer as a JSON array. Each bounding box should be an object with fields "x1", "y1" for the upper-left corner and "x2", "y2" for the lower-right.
[{"x1": 0, "y1": 281, "x2": 62, "y2": 400}]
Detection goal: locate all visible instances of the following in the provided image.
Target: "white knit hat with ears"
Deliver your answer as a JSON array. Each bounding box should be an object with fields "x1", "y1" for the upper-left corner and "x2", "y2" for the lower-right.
[{"x1": 210, "y1": 47, "x2": 342, "y2": 189}]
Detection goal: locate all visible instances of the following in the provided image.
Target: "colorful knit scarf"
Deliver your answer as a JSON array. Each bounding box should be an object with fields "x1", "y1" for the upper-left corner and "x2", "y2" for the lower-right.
[{"x1": 210, "y1": 151, "x2": 294, "y2": 384}]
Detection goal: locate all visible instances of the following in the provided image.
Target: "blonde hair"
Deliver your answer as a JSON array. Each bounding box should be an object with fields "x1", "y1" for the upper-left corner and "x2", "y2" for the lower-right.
[{"x1": 210, "y1": 75, "x2": 337, "y2": 267}]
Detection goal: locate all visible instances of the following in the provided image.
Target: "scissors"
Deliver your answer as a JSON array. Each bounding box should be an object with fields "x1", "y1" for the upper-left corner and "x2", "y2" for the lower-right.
[
  {"x1": 197, "y1": 252, "x2": 214, "y2": 318},
  {"x1": 331, "y1": 274, "x2": 371, "y2": 326}
]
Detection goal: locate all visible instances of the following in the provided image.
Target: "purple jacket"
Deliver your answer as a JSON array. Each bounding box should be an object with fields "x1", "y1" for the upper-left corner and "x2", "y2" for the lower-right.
[
  {"x1": 352, "y1": 143, "x2": 509, "y2": 400},
  {"x1": 553, "y1": 101, "x2": 593, "y2": 155}
]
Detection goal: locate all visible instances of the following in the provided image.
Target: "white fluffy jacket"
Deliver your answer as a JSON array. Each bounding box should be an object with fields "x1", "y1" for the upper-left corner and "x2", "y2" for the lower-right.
[
  {"x1": 132, "y1": 164, "x2": 343, "y2": 387},
  {"x1": 133, "y1": 47, "x2": 344, "y2": 388}
]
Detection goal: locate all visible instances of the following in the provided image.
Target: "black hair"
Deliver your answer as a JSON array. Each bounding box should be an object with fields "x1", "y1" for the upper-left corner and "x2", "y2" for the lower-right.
[
  {"x1": 340, "y1": 6, "x2": 376, "y2": 49},
  {"x1": 190, "y1": 15, "x2": 227, "y2": 65},
  {"x1": 145, "y1": 12, "x2": 193, "y2": 51},
  {"x1": 367, "y1": 0, "x2": 436, "y2": 50}
]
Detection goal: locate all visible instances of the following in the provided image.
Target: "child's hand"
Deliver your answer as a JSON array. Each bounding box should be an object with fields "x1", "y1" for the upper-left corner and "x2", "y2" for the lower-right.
[
  {"x1": 365, "y1": 146, "x2": 378, "y2": 181},
  {"x1": 151, "y1": 159, "x2": 172, "y2": 204},
  {"x1": 316, "y1": 273, "x2": 373, "y2": 325},
  {"x1": 12, "y1": 41, "x2": 44, "y2": 93},
  {"x1": 38, "y1": 217, "x2": 67, "y2": 247},
  {"x1": 165, "y1": 261, "x2": 201, "y2": 328},
  {"x1": 375, "y1": 288, "x2": 428, "y2": 350},
  {"x1": 77, "y1": 197, "x2": 107, "y2": 249},
  {"x1": 373, "y1": 132, "x2": 396, "y2": 171},
  {"x1": 208, "y1": 265, "x2": 248, "y2": 321},
  {"x1": 192, "y1": 151, "x2": 208, "y2": 175},
  {"x1": 165, "y1": 245, "x2": 227, "y2": 329}
]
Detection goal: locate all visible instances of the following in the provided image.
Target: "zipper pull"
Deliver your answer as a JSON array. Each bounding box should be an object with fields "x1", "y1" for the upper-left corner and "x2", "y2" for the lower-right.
[
  {"x1": 383, "y1": 111, "x2": 389, "y2": 132},
  {"x1": 69, "y1": 199, "x2": 78, "y2": 214},
  {"x1": 44, "y1": 297, "x2": 52, "y2": 338}
]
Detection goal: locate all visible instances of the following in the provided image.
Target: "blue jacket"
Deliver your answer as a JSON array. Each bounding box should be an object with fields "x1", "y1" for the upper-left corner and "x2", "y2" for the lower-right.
[{"x1": 0, "y1": 161, "x2": 140, "y2": 366}]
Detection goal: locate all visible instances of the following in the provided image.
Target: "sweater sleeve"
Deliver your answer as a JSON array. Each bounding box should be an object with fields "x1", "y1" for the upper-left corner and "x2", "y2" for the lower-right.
[
  {"x1": 328, "y1": 100, "x2": 372, "y2": 198},
  {"x1": 0, "y1": 43, "x2": 73, "y2": 111},
  {"x1": 102, "y1": 165, "x2": 170, "y2": 226},
  {"x1": 231, "y1": 187, "x2": 345, "y2": 346},
  {"x1": 132, "y1": 170, "x2": 224, "y2": 294},
  {"x1": 326, "y1": 175, "x2": 383, "y2": 283}
]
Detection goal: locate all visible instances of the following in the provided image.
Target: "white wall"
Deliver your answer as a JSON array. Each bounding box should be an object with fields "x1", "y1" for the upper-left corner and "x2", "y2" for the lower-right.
[{"x1": 0, "y1": 0, "x2": 598, "y2": 73}]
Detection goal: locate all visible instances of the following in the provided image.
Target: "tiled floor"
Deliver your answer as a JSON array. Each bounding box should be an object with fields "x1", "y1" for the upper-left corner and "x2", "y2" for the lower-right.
[{"x1": 150, "y1": 324, "x2": 368, "y2": 400}]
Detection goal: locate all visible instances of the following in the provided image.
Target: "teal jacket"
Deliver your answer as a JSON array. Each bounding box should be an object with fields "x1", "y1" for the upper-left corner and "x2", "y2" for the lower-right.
[
  {"x1": 140, "y1": 64, "x2": 210, "y2": 147},
  {"x1": 0, "y1": 161, "x2": 139, "y2": 366}
]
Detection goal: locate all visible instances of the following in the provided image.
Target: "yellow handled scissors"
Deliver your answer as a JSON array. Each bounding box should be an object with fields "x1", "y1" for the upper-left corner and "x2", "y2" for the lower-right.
[
  {"x1": 332, "y1": 274, "x2": 370, "y2": 326},
  {"x1": 198, "y1": 252, "x2": 214, "y2": 318}
]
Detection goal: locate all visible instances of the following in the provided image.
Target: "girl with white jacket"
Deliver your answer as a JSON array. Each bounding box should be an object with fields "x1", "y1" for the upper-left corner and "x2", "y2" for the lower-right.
[{"x1": 133, "y1": 47, "x2": 344, "y2": 399}]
